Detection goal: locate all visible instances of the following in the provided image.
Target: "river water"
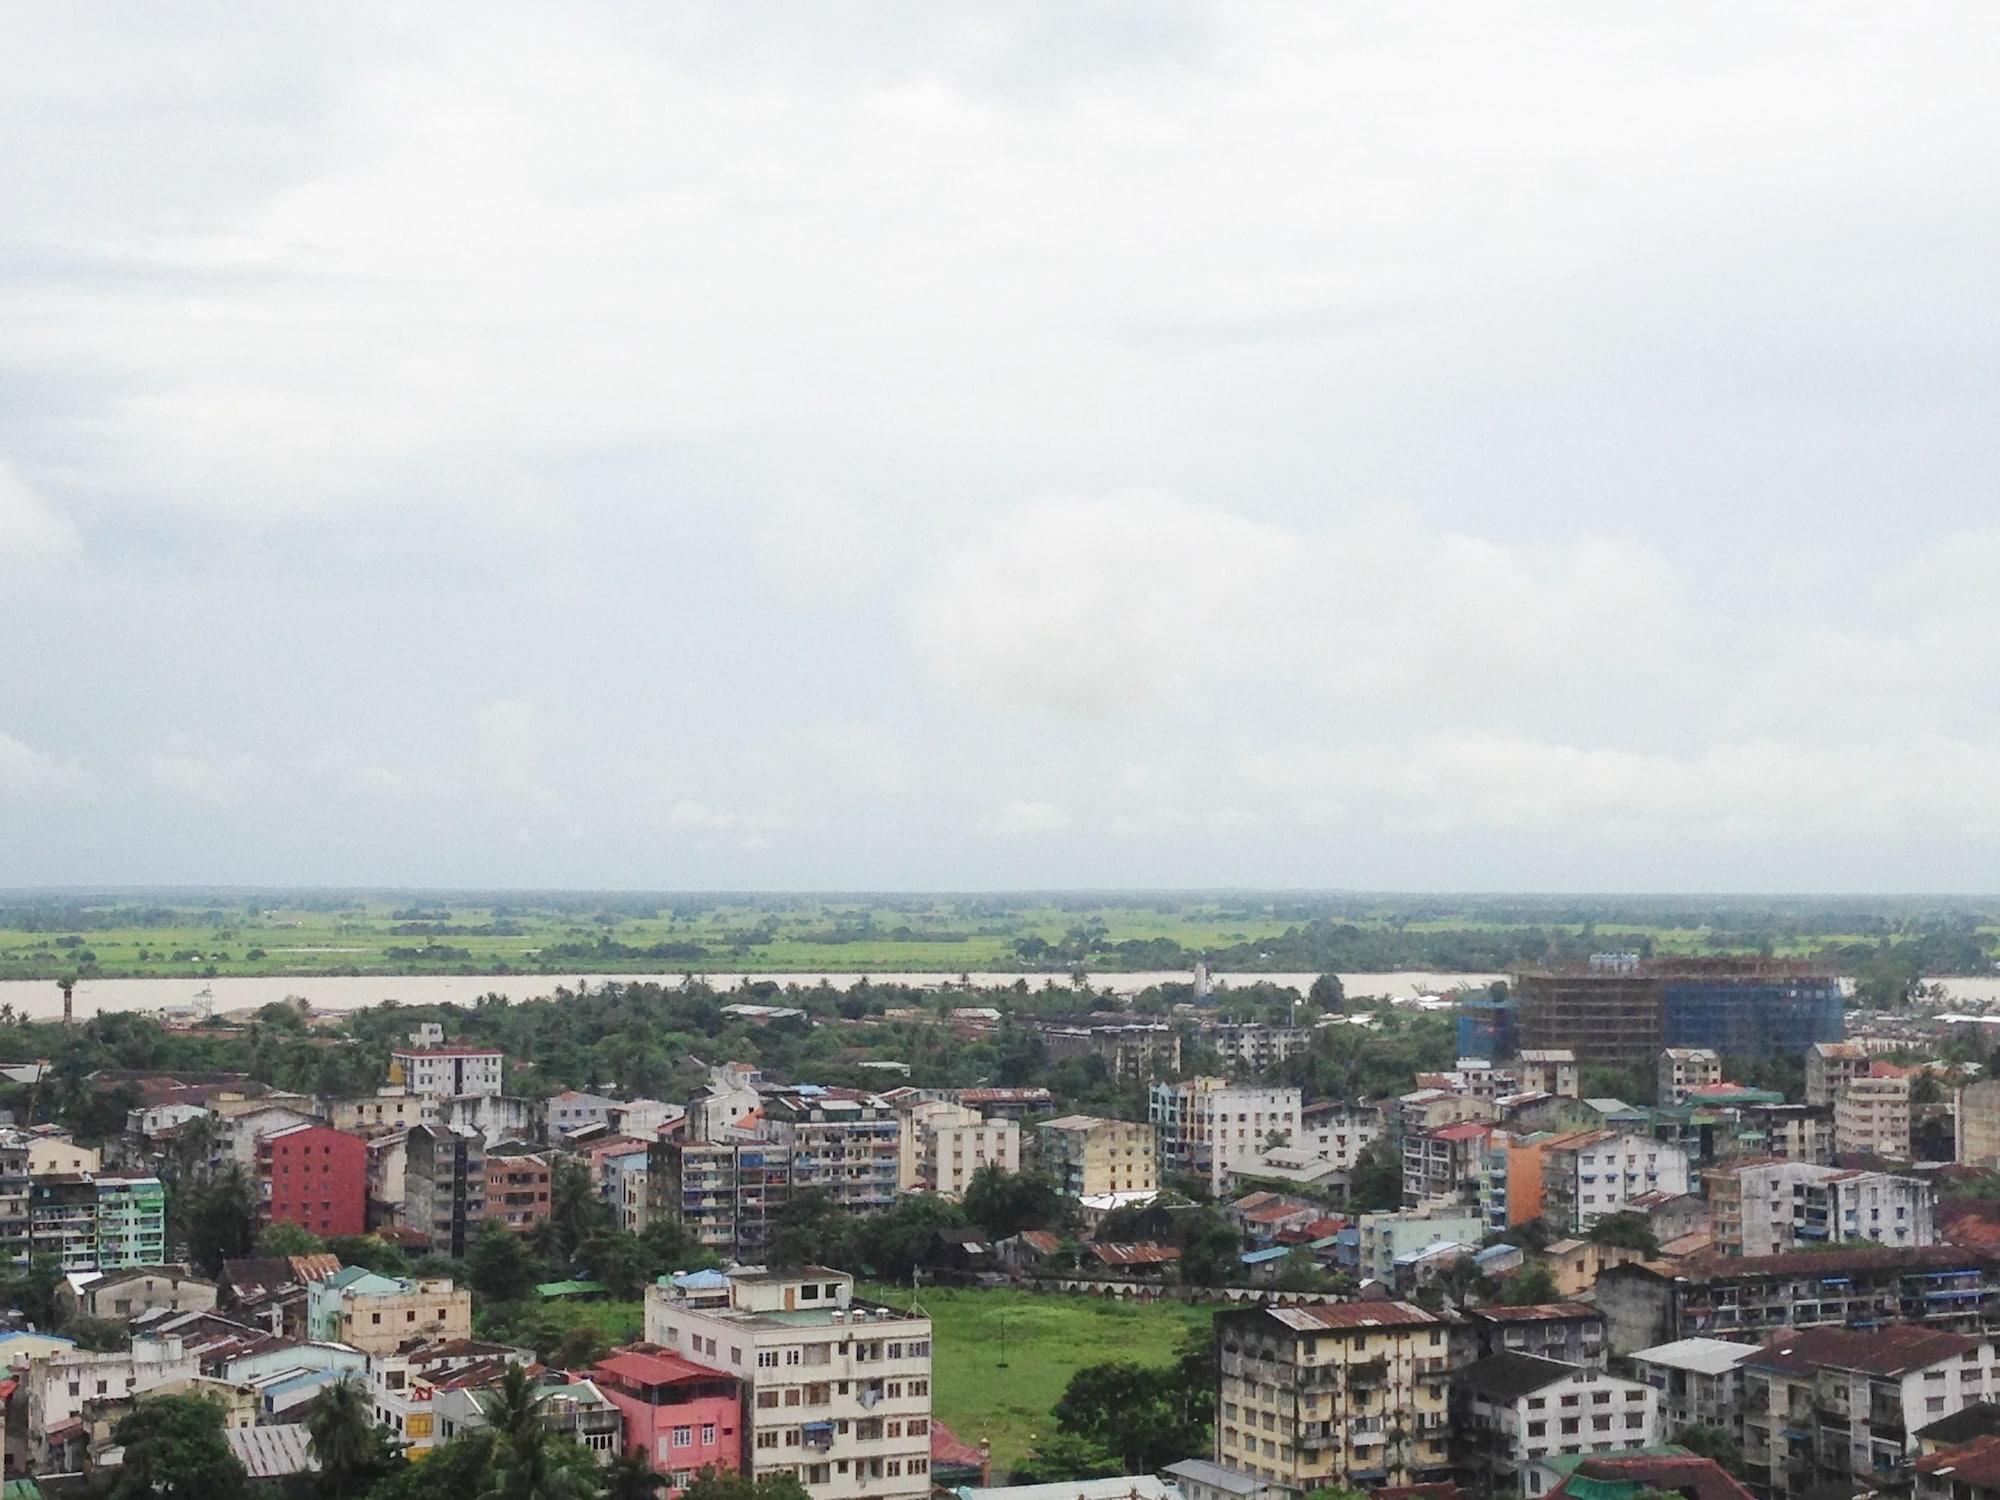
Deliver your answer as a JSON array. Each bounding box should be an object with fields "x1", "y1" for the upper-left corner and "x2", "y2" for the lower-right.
[
  {"x1": 0, "y1": 969, "x2": 1509, "y2": 1021},
  {"x1": 15, "y1": 969, "x2": 2000, "y2": 1024}
]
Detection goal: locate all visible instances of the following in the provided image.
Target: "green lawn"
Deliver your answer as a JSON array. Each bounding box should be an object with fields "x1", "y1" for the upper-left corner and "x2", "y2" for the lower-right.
[{"x1": 860, "y1": 1283, "x2": 1212, "y2": 1471}]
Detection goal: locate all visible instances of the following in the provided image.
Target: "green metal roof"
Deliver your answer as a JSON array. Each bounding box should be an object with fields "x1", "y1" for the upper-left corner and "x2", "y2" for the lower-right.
[{"x1": 535, "y1": 1280, "x2": 607, "y2": 1298}]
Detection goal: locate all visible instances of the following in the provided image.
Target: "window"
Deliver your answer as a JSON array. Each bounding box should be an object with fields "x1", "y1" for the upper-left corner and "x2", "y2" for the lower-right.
[
  {"x1": 909, "y1": 1380, "x2": 928, "y2": 1396},
  {"x1": 759, "y1": 1352, "x2": 779, "y2": 1369},
  {"x1": 1528, "y1": 1422, "x2": 1546, "y2": 1437},
  {"x1": 911, "y1": 1460, "x2": 928, "y2": 1476},
  {"x1": 756, "y1": 1433, "x2": 778, "y2": 1451},
  {"x1": 672, "y1": 1427, "x2": 693, "y2": 1448},
  {"x1": 758, "y1": 1391, "x2": 780, "y2": 1410},
  {"x1": 703, "y1": 1425, "x2": 716, "y2": 1446},
  {"x1": 908, "y1": 1419, "x2": 928, "y2": 1436}
]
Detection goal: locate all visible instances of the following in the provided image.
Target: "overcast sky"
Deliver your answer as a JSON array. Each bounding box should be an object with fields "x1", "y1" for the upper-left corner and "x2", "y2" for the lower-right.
[{"x1": 4, "y1": 4, "x2": 1999, "y2": 893}]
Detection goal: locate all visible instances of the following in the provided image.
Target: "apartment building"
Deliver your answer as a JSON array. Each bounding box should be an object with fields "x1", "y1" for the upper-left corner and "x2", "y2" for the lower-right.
[
  {"x1": 1402, "y1": 1122, "x2": 1492, "y2": 1209},
  {"x1": 320, "y1": 1087, "x2": 436, "y2": 1138},
  {"x1": 1704, "y1": 1160, "x2": 1935, "y2": 1258},
  {"x1": 1453, "y1": 1354, "x2": 1660, "y2": 1495},
  {"x1": 1630, "y1": 1339, "x2": 1754, "y2": 1439},
  {"x1": 1214, "y1": 1301, "x2": 1454, "y2": 1489},
  {"x1": 1299, "y1": 1102, "x2": 1380, "y2": 1170},
  {"x1": 1040, "y1": 1023, "x2": 1181, "y2": 1081},
  {"x1": 404, "y1": 1123, "x2": 487, "y2": 1257},
  {"x1": 1540, "y1": 1132, "x2": 1690, "y2": 1235},
  {"x1": 1808, "y1": 1043, "x2": 1871, "y2": 1107},
  {"x1": 1733, "y1": 1104, "x2": 1836, "y2": 1165},
  {"x1": 1391, "y1": 1090, "x2": 1499, "y2": 1141},
  {"x1": 1658, "y1": 1049, "x2": 1723, "y2": 1106},
  {"x1": 956, "y1": 1087, "x2": 1055, "y2": 1123},
  {"x1": 1036, "y1": 1116, "x2": 1158, "y2": 1199},
  {"x1": 898, "y1": 1101, "x2": 1019, "y2": 1199},
  {"x1": 305, "y1": 1268, "x2": 472, "y2": 1355},
  {"x1": 594, "y1": 1349, "x2": 743, "y2": 1495},
  {"x1": 24, "y1": 1334, "x2": 201, "y2": 1468},
  {"x1": 643, "y1": 1266, "x2": 933, "y2": 1500},
  {"x1": 1151, "y1": 1082, "x2": 1303, "y2": 1193},
  {"x1": 543, "y1": 1091, "x2": 624, "y2": 1139},
  {"x1": 1516, "y1": 1051, "x2": 1580, "y2": 1100},
  {"x1": 649, "y1": 1140, "x2": 794, "y2": 1261},
  {"x1": 1835, "y1": 1075, "x2": 1913, "y2": 1161},
  {"x1": 389, "y1": 1045, "x2": 505, "y2": 1100},
  {"x1": 486, "y1": 1144, "x2": 553, "y2": 1232},
  {"x1": 1593, "y1": 1245, "x2": 2000, "y2": 1357},
  {"x1": 1464, "y1": 1304, "x2": 1608, "y2": 1367},
  {"x1": 1741, "y1": 1325, "x2": 1999, "y2": 1498},
  {"x1": 762, "y1": 1091, "x2": 901, "y2": 1216},
  {"x1": 1961, "y1": 1079, "x2": 2000, "y2": 1168},
  {"x1": 28, "y1": 1131, "x2": 100, "y2": 1177},
  {"x1": 28, "y1": 1175, "x2": 166, "y2": 1272},
  {"x1": 1208, "y1": 1023, "x2": 1312, "y2": 1072},
  {"x1": 256, "y1": 1123, "x2": 367, "y2": 1237},
  {"x1": 0, "y1": 1131, "x2": 29, "y2": 1256}
]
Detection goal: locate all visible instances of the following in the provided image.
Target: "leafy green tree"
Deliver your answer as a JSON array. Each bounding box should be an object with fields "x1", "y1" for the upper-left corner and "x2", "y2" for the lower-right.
[
  {"x1": 370, "y1": 1433, "x2": 496, "y2": 1500},
  {"x1": 852, "y1": 1195, "x2": 967, "y2": 1281},
  {"x1": 1172, "y1": 1206, "x2": 1242, "y2": 1288},
  {"x1": 185, "y1": 1167, "x2": 258, "y2": 1276},
  {"x1": 257, "y1": 1220, "x2": 327, "y2": 1257},
  {"x1": 61, "y1": 1314, "x2": 129, "y2": 1352},
  {"x1": 602, "y1": 1450, "x2": 666, "y2": 1500},
  {"x1": 539, "y1": 1157, "x2": 612, "y2": 1265},
  {"x1": 468, "y1": 1219, "x2": 540, "y2": 1304},
  {"x1": 1307, "y1": 974, "x2": 1345, "y2": 1010},
  {"x1": 1588, "y1": 1212, "x2": 1660, "y2": 1256},
  {"x1": 327, "y1": 1235, "x2": 413, "y2": 1276},
  {"x1": 304, "y1": 1373, "x2": 397, "y2": 1498},
  {"x1": 678, "y1": 1472, "x2": 814, "y2": 1500},
  {"x1": 1051, "y1": 1342, "x2": 1213, "y2": 1473},
  {"x1": 769, "y1": 1189, "x2": 849, "y2": 1270},
  {"x1": 1346, "y1": 1139, "x2": 1403, "y2": 1212},
  {"x1": 1497, "y1": 1263, "x2": 1561, "y2": 1306},
  {"x1": 1009, "y1": 1430, "x2": 1123, "y2": 1483},
  {"x1": 110, "y1": 1394, "x2": 250, "y2": 1500},
  {"x1": 1671, "y1": 1424, "x2": 1747, "y2": 1477},
  {"x1": 579, "y1": 1227, "x2": 648, "y2": 1300},
  {"x1": 962, "y1": 1165, "x2": 1067, "y2": 1240}
]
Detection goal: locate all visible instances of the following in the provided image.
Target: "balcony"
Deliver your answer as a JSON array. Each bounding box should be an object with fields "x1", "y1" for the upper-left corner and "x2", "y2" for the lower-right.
[{"x1": 1347, "y1": 1359, "x2": 1388, "y2": 1388}]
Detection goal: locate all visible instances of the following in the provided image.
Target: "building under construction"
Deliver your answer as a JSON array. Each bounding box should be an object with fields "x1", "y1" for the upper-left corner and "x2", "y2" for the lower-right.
[{"x1": 1513, "y1": 954, "x2": 1843, "y2": 1068}]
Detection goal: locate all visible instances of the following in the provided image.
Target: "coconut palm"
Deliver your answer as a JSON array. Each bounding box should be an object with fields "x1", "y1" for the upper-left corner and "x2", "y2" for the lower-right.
[
  {"x1": 603, "y1": 1449, "x2": 666, "y2": 1500},
  {"x1": 477, "y1": 1366, "x2": 593, "y2": 1500},
  {"x1": 304, "y1": 1374, "x2": 391, "y2": 1498}
]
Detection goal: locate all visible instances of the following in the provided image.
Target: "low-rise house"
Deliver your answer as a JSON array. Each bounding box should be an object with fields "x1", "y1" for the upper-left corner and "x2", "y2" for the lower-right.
[
  {"x1": 1741, "y1": 1324, "x2": 2000, "y2": 1498},
  {"x1": 60, "y1": 1266, "x2": 216, "y2": 1323},
  {"x1": 1535, "y1": 1450, "x2": 1754, "y2": 1500},
  {"x1": 1536, "y1": 1239, "x2": 1648, "y2": 1299},
  {"x1": 227, "y1": 1423, "x2": 322, "y2": 1484},
  {"x1": 319, "y1": 1088, "x2": 435, "y2": 1139},
  {"x1": 1918, "y1": 1434, "x2": 2000, "y2": 1500},
  {"x1": 1630, "y1": 1338, "x2": 1755, "y2": 1439},
  {"x1": 305, "y1": 1269, "x2": 472, "y2": 1355},
  {"x1": 1463, "y1": 1305, "x2": 1608, "y2": 1368},
  {"x1": 592, "y1": 1349, "x2": 741, "y2": 1493},
  {"x1": 1162, "y1": 1459, "x2": 1292, "y2": 1500},
  {"x1": 1452, "y1": 1353, "x2": 1660, "y2": 1495},
  {"x1": 1356, "y1": 1208, "x2": 1483, "y2": 1283},
  {"x1": 1086, "y1": 1242, "x2": 1178, "y2": 1277}
]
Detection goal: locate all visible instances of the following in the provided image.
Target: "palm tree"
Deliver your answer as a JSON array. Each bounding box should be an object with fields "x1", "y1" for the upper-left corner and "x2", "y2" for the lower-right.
[
  {"x1": 476, "y1": 1365, "x2": 593, "y2": 1500},
  {"x1": 603, "y1": 1449, "x2": 666, "y2": 1500},
  {"x1": 479, "y1": 1365, "x2": 544, "y2": 1450},
  {"x1": 304, "y1": 1374, "x2": 387, "y2": 1498}
]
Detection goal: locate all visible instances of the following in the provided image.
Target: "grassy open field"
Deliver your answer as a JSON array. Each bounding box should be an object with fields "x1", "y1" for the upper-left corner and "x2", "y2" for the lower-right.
[{"x1": 860, "y1": 1283, "x2": 1212, "y2": 1469}]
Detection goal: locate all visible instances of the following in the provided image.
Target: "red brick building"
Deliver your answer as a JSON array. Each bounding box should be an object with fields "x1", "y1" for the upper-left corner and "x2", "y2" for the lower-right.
[
  {"x1": 257, "y1": 1123, "x2": 367, "y2": 1237},
  {"x1": 486, "y1": 1147, "x2": 553, "y2": 1233}
]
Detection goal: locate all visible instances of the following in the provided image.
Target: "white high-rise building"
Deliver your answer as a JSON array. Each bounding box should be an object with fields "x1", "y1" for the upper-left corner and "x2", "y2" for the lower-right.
[
  {"x1": 1149, "y1": 1079, "x2": 1302, "y2": 1193},
  {"x1": 645, "y1": 1267, "x2": 932, "y2": 1500}
]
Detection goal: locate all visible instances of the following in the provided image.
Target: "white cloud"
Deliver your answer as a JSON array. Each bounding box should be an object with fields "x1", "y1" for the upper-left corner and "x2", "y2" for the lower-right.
[
  {"x1": 472, "y1": 700, "x2": 554, "y2": 806},
  {"x1": 909, "y1": 492, "x2": 1675, "y2": 719},
  {"x1": 0, "y1": 731, "x2": 87, "y2": 801},
  {"x1": 0, "y1": 459, "x2": 79, "y2": 571},
  {"x1": 979, "y1": 799, "x2": 1072, "y2": 836},
  {"x1": 145, "y1": 752, "x2": 259, "y2": 808}
]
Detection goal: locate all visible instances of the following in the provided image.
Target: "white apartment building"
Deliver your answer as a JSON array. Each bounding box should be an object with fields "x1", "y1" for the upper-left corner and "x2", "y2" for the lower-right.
[
  {"x1": 1542, "y1": 1132, "x2": 1691, "y2": 1235},
  {"x1": 1208, "y1": 1023, "x2": 1313, "y2": 1072},
  {"x1": 1807, "y1": 1043, "x2": 1871, "y2": 1107},
  {"x1": 1657, "y1": 1049, "x2": 1723, "y2": 1106},
  {"x1": 1150, "y1": 1081, "x2": 1302, "y2": 1194},
  {"x1": 26, "y1": 1334, "x2": 201, "y2": 1463},
  {"x1": 1454, "y1": 1354, "x2": 1660, "y2": 1496},
  {"x1": 1835, "y1": 1075, "x2": 1912, "y2": 1161},
  {"x1": 898, "y1": 1101, "x2": 1019, "y2": 1199},
  {"x1": 1516, "y1": 1051, "x2": 1580, "y2": 1100},
  {"x1": 1299, "y1": 1102, "x2": 1381, "y2": 1169},
  {"x1": 1630, "y1": 1338, "x2": 1754, "y2": 1438},
  {"x1": 644, "y1": 1267, "x2": 932, "y2": 1500},
  {"x1": 390, "y1": 1046, "x2": 505, "y2": 1100},
  {"x1": 1705, "y1": 1161, "x2": 1937, "y2": 1257}
]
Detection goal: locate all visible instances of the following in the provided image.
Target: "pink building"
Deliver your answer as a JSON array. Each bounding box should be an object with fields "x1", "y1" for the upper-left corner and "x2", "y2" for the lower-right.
[{"x1": 593, "y1": 1348, "x2": 742, "y2": 1494}]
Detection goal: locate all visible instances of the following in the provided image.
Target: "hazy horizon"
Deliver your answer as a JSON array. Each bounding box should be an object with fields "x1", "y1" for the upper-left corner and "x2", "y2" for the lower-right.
[{"x1": 7, "y1": 6, "x2": 2000, "y2": 892}]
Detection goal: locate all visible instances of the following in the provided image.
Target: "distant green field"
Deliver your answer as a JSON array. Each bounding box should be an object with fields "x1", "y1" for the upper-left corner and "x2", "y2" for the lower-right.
[{"x1": 859, "y1": 1283, "x2": 1212, "y2": 1469}]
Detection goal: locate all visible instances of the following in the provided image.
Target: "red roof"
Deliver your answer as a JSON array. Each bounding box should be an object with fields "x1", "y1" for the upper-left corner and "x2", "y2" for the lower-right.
[
  {"x1": 1245, "y1": 1204, "x2": 1308, "y2": 1225},
  {"x1": 1918, "y1": 1434, "x2": 2000, "y2": 1489},
  {"x1": 1746, "y1": 1324, "x2": 1981, "y2": 1378},
  {"x1": 931, "y1": 1420, "x2": 986, "y2": 1471},
  {"x1": 1090, "y1": 1242, "x2": 1181, "y2": 1267},
  {"x1": 1432, "y1": 1122, "x2": 1494, "y2": 1143},
  {"x1": 1304, "y1": 1216, "x2": 1350, "y2": 1237},
  {"x1": 596, "y1": 1349, "x2": 731, "y2": 1387},
  {"x1": 1016, "y1": 1231, "x2": 1062, "y2": 1255},
  {"x1": 1469, "y1": 1302, "x2": 1601, "y2": 1324}
]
